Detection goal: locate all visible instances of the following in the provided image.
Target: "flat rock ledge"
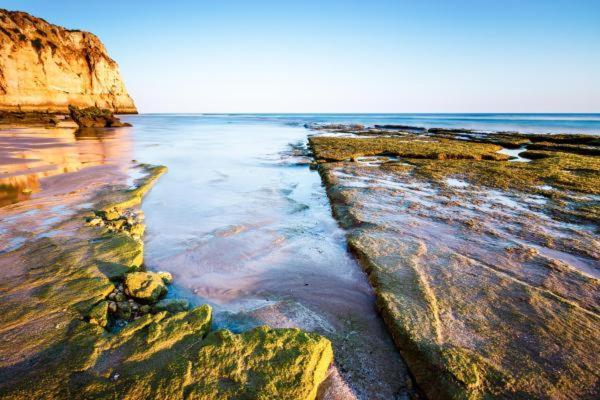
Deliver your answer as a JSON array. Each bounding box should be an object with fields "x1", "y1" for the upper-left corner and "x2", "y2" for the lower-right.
[
  {"x1": 0, "y1": 164, "x2": 333, "y2": 399},
  {"x1": 309, "y1": 131, "x2": 600, "y2": 399}
]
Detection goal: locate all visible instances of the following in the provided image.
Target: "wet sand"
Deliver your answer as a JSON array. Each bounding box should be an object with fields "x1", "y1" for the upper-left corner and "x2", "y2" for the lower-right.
[{"x1": 0, "y1": 127, "x2": 138, "y2": 253}]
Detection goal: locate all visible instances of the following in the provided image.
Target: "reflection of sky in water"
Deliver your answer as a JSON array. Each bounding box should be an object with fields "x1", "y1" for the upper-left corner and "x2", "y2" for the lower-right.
[{"x1": 497, "y1": 146, "x2": 530, "y2": 162}]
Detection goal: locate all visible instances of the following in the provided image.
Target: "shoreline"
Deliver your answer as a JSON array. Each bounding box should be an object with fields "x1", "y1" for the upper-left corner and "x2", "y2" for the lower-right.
[{"x1": 0, "y1": 147, "x2": 333, "y2": 399}]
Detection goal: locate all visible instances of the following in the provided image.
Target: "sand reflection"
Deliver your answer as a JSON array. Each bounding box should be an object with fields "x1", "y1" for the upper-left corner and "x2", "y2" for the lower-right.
[{"x1": 0, "y1": 127, "x2": 134, "y2": 251}]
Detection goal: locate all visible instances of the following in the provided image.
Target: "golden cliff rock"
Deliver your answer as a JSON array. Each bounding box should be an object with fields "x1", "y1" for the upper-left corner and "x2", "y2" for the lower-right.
[{"x1": 0, "y1": 9, "x2": 136, "y2": 114}]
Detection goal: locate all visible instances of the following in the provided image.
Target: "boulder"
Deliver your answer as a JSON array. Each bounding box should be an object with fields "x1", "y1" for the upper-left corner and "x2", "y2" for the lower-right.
[
  {"x1": 124, "y1": 271, "x2": 167, "y2": 303},
  {"x1": 69, "y1": 105, "x2": 131, "y2": 128}
]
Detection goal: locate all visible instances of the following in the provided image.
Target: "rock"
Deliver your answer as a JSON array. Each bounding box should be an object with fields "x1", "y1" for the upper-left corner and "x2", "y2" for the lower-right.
[
  {"x1": 107, "y1": 301, "x2": 118, "y2": 313},
  {"x1": 129, "y1": 222, "x2": 145, "y2": 236},
  {"x1": 311, "y1": 134, "x2": 600, "y2": 399},
  {"x1": 116, "y1": 301, "x2": 132, "y2": 320},
  {"x1": 124, "y1": 271, "x2": 167, "y2": 303},
  {"x1": 0, "y1": 163, "x2": 334, "y2": 400},
  {"x1": 157, "y1": 271, "x2": 173, "y2": 285},
  {"x1": 114, "y1": 293, "x2": 125, "y2": 302},
  {"x1": 69, "y1": 105, "x2": 131, "y2": 128},
  {"x1": 97, "y1": 208, "x2": 121, "y2": 221},
  {"x1": 110, "y1": 218, "x2": 126, "y2": 230},
  {"x1": 86, "y1": 217, "x2": 103, "y2": 227},
  {"x1": 153, "y1": 298, "x2": 189, "y2": 313},
  {"x1": 0, "y1": 9, "x2": 136, "y2": 114},
  {"x1": 87, "y1": 301, "x2": 108, "y2": 328},
  {"x1": 139, "y1": 305, "x2": 151, "y2": 314}
]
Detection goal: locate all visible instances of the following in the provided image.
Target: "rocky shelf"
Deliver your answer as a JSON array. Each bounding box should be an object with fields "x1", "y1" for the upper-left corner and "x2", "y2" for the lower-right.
[{"x1": 309, "y1": 126, "x2": 600, "y2": 399}]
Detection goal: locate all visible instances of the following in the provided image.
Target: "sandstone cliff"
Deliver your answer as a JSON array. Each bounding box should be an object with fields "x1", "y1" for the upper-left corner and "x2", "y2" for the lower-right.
[{"x1": 0, "y1": 9, "x2": 136, "y2": 114}]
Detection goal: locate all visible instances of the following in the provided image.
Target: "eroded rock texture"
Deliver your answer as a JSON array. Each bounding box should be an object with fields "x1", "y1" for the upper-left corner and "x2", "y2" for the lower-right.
[
  {"x1": 0, "y1": 9, "x2": 136, "y2": 113},
  {"x1": 310, "y1": 131, "x2": 600, "y2": 399}
]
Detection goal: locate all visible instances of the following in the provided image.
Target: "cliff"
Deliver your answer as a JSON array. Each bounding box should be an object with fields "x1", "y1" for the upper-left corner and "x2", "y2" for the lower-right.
[{"x1": 0, "y1": 9, "x2": 136, "y2": 114}]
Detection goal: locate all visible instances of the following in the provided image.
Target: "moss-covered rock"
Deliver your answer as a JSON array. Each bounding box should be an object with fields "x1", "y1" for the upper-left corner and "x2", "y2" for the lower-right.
[
  {"x1": 153, "y1": 298, "x2": 189, "y2": 313},
  {"x1": 68, "y1": 105, "x2": 131, "y2": 128},
  {"x1": 87, "y1": 301, "x2": 109, "y2": 327},
  {"x1": 309, "y1": 136, "x2": 509, "y2": 162},
  {"x1": 124, "y1": 272, "x2": 167, "y2": 303}
]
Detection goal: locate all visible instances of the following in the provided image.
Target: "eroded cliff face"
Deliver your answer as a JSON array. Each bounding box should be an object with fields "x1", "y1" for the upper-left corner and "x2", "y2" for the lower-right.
[{"x1": 0, "y1": 9, "x2": 136, "y2": 114}]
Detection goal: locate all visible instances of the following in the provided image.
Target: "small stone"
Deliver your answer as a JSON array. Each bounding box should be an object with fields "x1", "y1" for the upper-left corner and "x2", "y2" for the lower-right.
[
  {"x1": 114, "y1": 293, "x2": 126, "y2": 302},
  {"x1": 139, "y1": 305, "x2": 151, "y2": 314},
  {"x1": 108, "y1": 292, "x2": 116, "y2": 301},
  {"x1": 87, "y1": 217, "x2": 103, "y2": 227},
  {"x1": 116, "y1": 301, "x2": 132, "y2": 320},
  {"x1": 97, "y1": 208, "x2": 121, "y2": 221},
  {"x1": 107, "y1": 301, "x2": 118, "y2": 313},
  {"x1": 111, "y1": 219, "x2": 126, "y2": 230}
]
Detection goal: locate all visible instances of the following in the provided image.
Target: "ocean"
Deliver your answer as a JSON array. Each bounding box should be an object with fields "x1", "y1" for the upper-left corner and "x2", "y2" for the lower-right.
[{"x1": 143, "y1": 113, "x2": 600, "y2": 134}]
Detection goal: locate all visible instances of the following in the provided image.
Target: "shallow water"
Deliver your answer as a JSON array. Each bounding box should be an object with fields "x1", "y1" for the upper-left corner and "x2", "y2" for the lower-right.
[{"x1": 122, "y1": 115, "x2": 409, "y2": 399}]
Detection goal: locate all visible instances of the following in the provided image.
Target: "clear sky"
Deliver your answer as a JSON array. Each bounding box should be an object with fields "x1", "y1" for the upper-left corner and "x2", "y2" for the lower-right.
[{"x1": 3, "y1": 0, "x2": 600, "y2": 113}]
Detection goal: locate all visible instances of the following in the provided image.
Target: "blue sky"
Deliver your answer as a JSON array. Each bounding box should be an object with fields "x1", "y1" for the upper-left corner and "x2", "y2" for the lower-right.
[{"x1": 3, "y1": 0, "x2": 600, "y2": 113}]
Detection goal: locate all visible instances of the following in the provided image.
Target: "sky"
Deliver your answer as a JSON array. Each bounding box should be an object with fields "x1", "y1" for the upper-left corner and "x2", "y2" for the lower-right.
[{"x1": 3, "y1": 0, "x2": 600, "y2": 113}]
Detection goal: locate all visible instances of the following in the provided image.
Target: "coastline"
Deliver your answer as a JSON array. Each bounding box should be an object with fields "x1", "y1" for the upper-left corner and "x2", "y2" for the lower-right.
[
  {"x1": 0, "y1": 132, "x2": 333, "y2": 399},
  {"x1": 1, "y1": 115, "x2": 598, "y2": 399}
]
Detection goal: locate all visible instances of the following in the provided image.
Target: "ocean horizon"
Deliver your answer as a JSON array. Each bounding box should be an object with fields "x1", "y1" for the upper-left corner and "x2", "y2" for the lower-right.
[{"x1": 131, "y1": 113, "x2": 600, "y2": 135}]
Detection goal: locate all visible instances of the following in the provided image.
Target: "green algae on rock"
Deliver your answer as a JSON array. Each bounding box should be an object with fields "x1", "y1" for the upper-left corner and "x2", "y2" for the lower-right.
[
  {"x1": 309, "y1": 136, "x2": 509, "y2": 162},
  {"x1": 153, "y1": 298, "x2": 190, "y2": 313},
  {"x1": 309, "y1": 131, "x2": 600, "y2": 399},
  {"x1": 68, "y1": 105, "x2": 131, "y2": 128},
  {"x1": 124, "y1": 271, "x2": 167, "y2": 303},
  {"x1": 0, "y1": 163, "x2": 334, "y2": 400}
]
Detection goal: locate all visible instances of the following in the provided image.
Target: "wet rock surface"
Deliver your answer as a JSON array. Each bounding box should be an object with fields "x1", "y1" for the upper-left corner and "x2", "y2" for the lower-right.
[
  {"x1": 309, "y1": 127, "x2": 600, "y2": 399},
  {"x1": 0, "y1": 163, "x2": 333, "y2": 399},
  {"x1": 69, "y1": 105, "x2": 132, "y2": 128}
]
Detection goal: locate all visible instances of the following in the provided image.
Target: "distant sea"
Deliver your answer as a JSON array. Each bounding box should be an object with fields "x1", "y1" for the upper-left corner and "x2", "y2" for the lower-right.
[{"x1": 144, "y1": 113, "x2": 600, "y2": 135}]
